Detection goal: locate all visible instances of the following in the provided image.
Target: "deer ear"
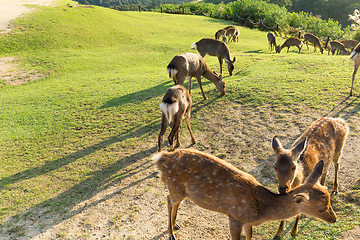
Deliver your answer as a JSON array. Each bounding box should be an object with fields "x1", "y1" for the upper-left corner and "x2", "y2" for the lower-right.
[
  {"x1": 294, "y1": 192, "x2": 310, "y2": 203},
  {"x1": 213, "y1": 71, "x2": 219, "y2": 76},
  {"x1": 233, "y1": 57, "x2": 236, "y2": 62},
  {"x1": 272, "y1": 136, "x2": 282, "y2": 153},
  {"x1": 306, "y1": 160, "x2": 324, "y2": 185},
  {"x1": 291, "y1": 138, "x2": 306, "y2": 160}
]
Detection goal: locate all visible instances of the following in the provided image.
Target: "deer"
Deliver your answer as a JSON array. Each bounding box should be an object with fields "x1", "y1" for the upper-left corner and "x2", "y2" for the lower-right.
[
  {"x1": 271, "y1": 117, "x2": 348, "y2": 240},
  {"x1": 350, "y1": 43, "x2": 360, "y2": 96},
  {"x1": 225, "y1": 26, "x2": 240, "y2": 42},
  {"x1": 153, "y1": 149, "x2": 337, "y2": 240},
  {"x1": 341, "y1": 39, "x2": 359, "y2": 52},
  {"x1": 158, "y1": 85, "x2": 196, "y2": 152},
  {"x1": 328, "y1": 40, "x2": 348, "y2": 55},
  {"x1": 215, "y1": 28, "x2": 227, "y2": 42},
  {"x1": 192, "y1": 38, "x2": 236, "y2": 76},
  {"x1": 167, "y1": 52, "x2": 225, "y2": 100},
  {"x1": 303, "y1": 33, "x2": 323, "y2": 54},
  {"x1": 267, "y1": 32, "x2": 279, "y2": 52},
  {"x1": 277, "y1": 37, "x2": 303, "y2": 54}
]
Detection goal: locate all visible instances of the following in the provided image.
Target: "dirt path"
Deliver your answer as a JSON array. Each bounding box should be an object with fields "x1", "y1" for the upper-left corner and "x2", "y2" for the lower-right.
[{"x1": 0, "y1": 0, "x2": 55, "y2": 32}]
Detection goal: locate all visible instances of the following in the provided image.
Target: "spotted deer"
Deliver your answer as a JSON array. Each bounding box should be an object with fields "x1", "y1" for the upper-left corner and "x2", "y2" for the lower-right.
[
  {"x1": 215, "y1": 28, "x2": 227, "y2": 42},
  {"x1": 192, "y1": 38, "x2": 236, "y2": 76},
  {"x1": 167, "y1": 52, "x2": 226, "y2": 100},
  {"x1": 271, "y1": 117, "x2": 348, "y2": 239},
  {"x1": 278, "y1": 37, "x2": 303, "y2": 54},
  {"x1": 303, "y1": 33, "x2": 323, "y2": 54},
  {"x1": 267, "y1": 32, "x2": 279, "y2": 52},
  {"x1": 154, "y1": 149, "x2": 337, "y2": 240},
  {"x1": 350, "y1": 43, "x2": 360, "y2": 96},
  {"x1": 158, "y1": 85, "x2": 196, "y2": 152}
]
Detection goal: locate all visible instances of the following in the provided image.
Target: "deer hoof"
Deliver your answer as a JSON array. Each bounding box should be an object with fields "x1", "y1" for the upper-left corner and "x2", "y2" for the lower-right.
[
  {"x1": 173, "y1": 224, "x2": 181, "y2": 230},
  {"x1": 272, "y1": 236, "x2": 281, "y2": 240},
  {"x1": 331, "y1": 190, "x2": 338, "y2": 196},
  {"x1": 169, "y1": 236, "x2": 176, "y2": 240}
]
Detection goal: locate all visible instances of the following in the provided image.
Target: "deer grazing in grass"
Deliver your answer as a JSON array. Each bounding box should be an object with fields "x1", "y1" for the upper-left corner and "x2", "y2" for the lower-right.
[
  {"x1": 277, "y1": 37, "x2": 303, "y2": 54},
  {"x1": 167, "y1": 52, "x2": 225, "y2": 100},
  {"x1": 215, "y1": 28, "x2": 227, "y2": 42},
  {"x1": 303, "y1": 33, "x2": 323, "y2": 54},
  {"x1": 154, "y1": 149, "x2": 337, "y2": 240},
  {"x1": 224, "y1": 26, "x2": 240, "y2": 42},
  {"x1": 341, "y1": 39, "x2": 359, "y2": 52},
  {"x1": 158, "y1": 85, "x2": 196, "y2": 152},
  {"x1": 350, "y1": 43, "x2": 360, "y2": 96},
  {"x1": 192, "y1": 38, "x2": 236, "y2": 76},
  {"x1": 271, "y1": 117, "x2": 348, "y2": 240},
  {"x1": 328, "y1": 40, "x2": 348, "y2": 55},
  {"x1": 267, "y1": 32, "x2": 279, "y2": 52}
]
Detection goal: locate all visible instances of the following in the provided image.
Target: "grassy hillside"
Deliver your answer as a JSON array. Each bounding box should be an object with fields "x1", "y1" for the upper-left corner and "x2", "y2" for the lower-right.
[{"x1": 0, "y1": 0, "x2": 359, "y2": 239}]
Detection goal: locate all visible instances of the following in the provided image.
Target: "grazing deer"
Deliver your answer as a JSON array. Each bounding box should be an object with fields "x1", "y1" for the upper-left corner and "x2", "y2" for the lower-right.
[
  {"x1": 350, "y1": 43, "x2": 360, "y2": 96},
  {"x1": 158, "y1": 85, "x2": 196, "y2": 152},
  {"x1": 341, "y1": 39, "x2": 359, "y2": 52},
  {"x1": 154, "y1": 149, "x2": 337, "y2": 240},
  {"x1": 303, "y1": 33, "x2": 323, "y2": 54},
  {"x1": 167, "y1": 52, "x2": 225, "y2": 100},
  {"x1": 328, "y1": 40, "x2": 348, "y2": 55},
  {"x1": 192, "y1": 38, "x2": 236, "y2": 76},
  {"x1": 271, "y1": 117, "x2": 348, "y2": 239},
  {"x1": 225, "y1": 26, "x2": 240, "y2": 42},
  {"x1": 215, "y1": 28, "x2": 227, "y2": 42},
  {"x1": 278, "y1": 37, "x2": 303, "y2": 54},
  {"x1": 267, "y1": 32, "x2": 279, "y2": 52}
]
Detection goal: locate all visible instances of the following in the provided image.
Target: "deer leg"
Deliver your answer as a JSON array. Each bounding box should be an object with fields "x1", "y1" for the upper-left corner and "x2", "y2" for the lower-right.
[
  {"x1": 175, "y1": 124, "x2": 182, "y2": 148},
  {"x1": 196, "y1": 76, "x2": 207, "y2": 100},
  {"x1": 287, "y1": 47, "x2": 290, "y2": 53},
  {"x1": 188, "y1": 76, "x2": 193, "y2": 94},
  {"x1": 228, "y1": 216, "x2": 242, "y2": 240},
  {"x1": 167, "y1": 195, "x2": 176, "y2": 240},
  {"x1": 218, "y1": 57, "x2": 223, "y2": 74},
  {"x1": 272, "y1": 221, "x2": 284, "y2": 240},
  {"x1": 320, "y1": 169, "x2": 328, "y2": 186},
  {"x1": 158, "y1": 114, "x2": 169, "y2": 152},
  {"x1": 244, "y1": 225, "x2": 253, "y2": 240},
  {"x1": 168, "y1": 113, "x2": 183, "y2": 151},
  {"x1": 171, "y1": 201, "x2": 181, "y2": 231},
  {"x1": 332, "y1": 161, "x2": 340, "y2": 195},
  {"x1": 185, "y1": 114, "x2": 196, "y2": 144},
  {"x1": 290, "y1": 215, "x2": 300, "y2": 237},
  {"x1": 297, "y1": 45, "x2": 301, "y2": 54},
  {"x1": 350, "y1": 63, "x2": 359, "y2": 96}
]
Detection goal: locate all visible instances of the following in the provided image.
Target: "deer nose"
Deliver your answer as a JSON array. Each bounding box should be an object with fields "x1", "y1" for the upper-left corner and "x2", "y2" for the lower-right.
[{"x1": 279, "y1": 187, "x2": 288, "y2": 194}]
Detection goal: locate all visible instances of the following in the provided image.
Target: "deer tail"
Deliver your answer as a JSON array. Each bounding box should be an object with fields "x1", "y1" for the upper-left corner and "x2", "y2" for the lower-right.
[
  {"x1": 350, "y1": 50, "x2": 359, "y2": 60},
  {"x1": 159, "y1": 101, "x2": 179, "y2": 124}
]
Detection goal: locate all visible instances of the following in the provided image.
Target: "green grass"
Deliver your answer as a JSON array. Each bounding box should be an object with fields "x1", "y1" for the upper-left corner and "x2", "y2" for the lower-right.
[{"x1": 0, "y1": 0, "x2": 359, "y2": 238}]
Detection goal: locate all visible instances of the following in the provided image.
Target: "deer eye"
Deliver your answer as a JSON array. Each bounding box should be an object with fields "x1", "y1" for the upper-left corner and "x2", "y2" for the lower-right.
[{"x1": 291, "y1": 166, "x2": 296, "y2": 172}]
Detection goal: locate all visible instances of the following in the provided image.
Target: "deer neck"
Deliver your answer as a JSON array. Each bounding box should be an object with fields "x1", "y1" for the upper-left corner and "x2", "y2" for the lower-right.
[{"x1": 202, "y1": 70, "x2": 219, "y2": 83}]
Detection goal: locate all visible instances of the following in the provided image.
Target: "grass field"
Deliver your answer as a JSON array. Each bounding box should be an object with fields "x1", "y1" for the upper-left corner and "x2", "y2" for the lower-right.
[{"x1": 0, "y1": 0, "x2": 359, "y2": 239}]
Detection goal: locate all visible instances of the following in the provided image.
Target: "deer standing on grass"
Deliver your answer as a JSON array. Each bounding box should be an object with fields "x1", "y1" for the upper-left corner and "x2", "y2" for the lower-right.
[
  {"x1": 225, "y1": 26, "x2": 240, "y2": 42},
  {"x1": 158, "y1": 85, "x2": 196, "y2": 152},
  {"x1": 341, "y1": 39, "x2": 359, "y2": 52},
  {"x1": 167, "y1": 52, "x2": 225, "y2": 100},
  {"x1": 303, "y1": 33, "x2": 323, "y2": 54},
  {"x1": 192, "y1": 38, "x2": 236, "y2": 76},
  {"x1": 350, "y1": 43, "x2": 360, "y2": 96},
  {"x1": 277, "y1": 37, "x2": 303, "y2": 54},
  {"x1": 154, "y1": 149, "x2": 337, "y2": 240},
  {"x1": 328, "y1": 40, "x2": 348, "y2": 55},
  {"x1": 271, "y1": 117, "x2": 348, "y2": 240},
  {"x1": 215, "y1": 28, "x2": 227, "y2": 42},
  {"x1": 267, "y1": 32, "x2": 279, "y2": 52}
]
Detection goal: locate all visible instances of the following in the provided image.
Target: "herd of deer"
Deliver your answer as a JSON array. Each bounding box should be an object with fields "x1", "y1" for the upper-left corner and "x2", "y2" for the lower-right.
[{"x1": 153, "y1": 25, "x2": 356, "y2": 240}]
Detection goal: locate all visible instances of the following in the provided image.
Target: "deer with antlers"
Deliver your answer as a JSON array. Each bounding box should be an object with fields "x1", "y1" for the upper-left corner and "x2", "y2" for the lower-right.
[
  {"x1": 167, "y1": 52, "x2": 225, "y2": 100},
  {"x1": 154, "y1": 149, "x2": 337, "y2": 240},
  {"x1": 271, "y1": 117, "x2": 348, "y2": 239}
]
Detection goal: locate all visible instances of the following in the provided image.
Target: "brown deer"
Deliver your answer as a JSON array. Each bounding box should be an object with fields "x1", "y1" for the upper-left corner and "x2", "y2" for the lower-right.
[
  {"x1": 192, "y1": 38, "x2": 236, "y2": 76},
  {"x1": 158, "y1": 85, "x2": 196, "y2": 152},
  {"x1": 267, "y1": 32, "x2": 279, "y2": 52},
  {"x1": 225, "y1": 26, "x2": 240, "y2": 42},
  {"x1": 167, "y1": 52, "x2": 226, "y2": 100},
  {"x1": 271, "y1": 117, "x2": 348, "y2": 239},
  {"x1": 303, "y1": 33, "x2": 323, "y2": 54},
  {"x1": 154, "y1": 149, "x2": 337, "y2": 240},
  {"x1": 215, "y1": 28, "x2": 227, "y2": 42},
  {"x1": 277, "y1": 37, "x2": 303, "y2": 54},
  {"x1": 341, "y1": 39, "x2": 359, "y2": 52},
  {"x1": 350, "y1": 43, "x2": 360, "y2": 96},
  {"x1": 328, "y1": 40, "x2": 348, "y2": 55}
]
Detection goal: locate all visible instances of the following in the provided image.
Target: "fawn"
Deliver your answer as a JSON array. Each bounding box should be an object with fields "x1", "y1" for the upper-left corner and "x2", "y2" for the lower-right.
[
  {"x1": 154, "y1": 149, "x2": 337, "y2": 240},
  {"x1": 271, "y1": 117, "x2": 348, "y2": 239}
]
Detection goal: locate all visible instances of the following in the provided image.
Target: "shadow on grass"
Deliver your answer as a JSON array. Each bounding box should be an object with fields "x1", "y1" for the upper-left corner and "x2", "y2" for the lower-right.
[{"x1": 325, "y1": 95, "x2": 360, "y2": 119}]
